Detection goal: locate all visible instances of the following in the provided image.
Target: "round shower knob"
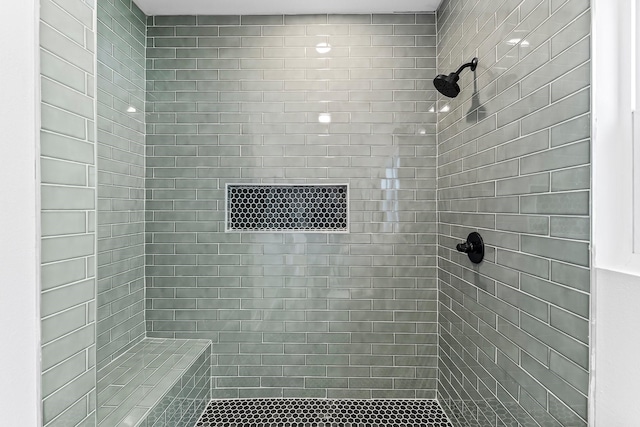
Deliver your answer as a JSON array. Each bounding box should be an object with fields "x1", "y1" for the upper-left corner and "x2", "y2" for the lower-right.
[{"x1": 455, "y1": 232, "x2": 484, "y2": 264}]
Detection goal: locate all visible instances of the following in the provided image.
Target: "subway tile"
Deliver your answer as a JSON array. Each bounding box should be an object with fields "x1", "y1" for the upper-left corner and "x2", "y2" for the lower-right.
[
  {"x1": 463, "y1": 149, "x2": 495, "y2": 170},
  {"x1": 522, "y1": 351, "x2": 588, "y2": 418},
  {"x1": 41, "y1": 49, "x2": 86, "y2": 94},
  {"x1": 551, "y1": 62, "x2": 590, "y2": 102},
  {"x1": 496, "y1": 87, "x2": 550, "y2": 128},
  {"x1": 42, "y1": 352, "x2": 87, "y2": 399},
  {"x1": 496, "y1": 130, "x2": 549, "y2": 162},
  {"x1": 53, "y1": 0, "x2": 94, "y2": 29},
  {"x1": 496, "y1": 214, "x2": 549, "y2": 235},
  {"x1": 551, "y1": 114, "x2": 590, "y2": 147},
  {"x1": 497, "y1": 317, "x2": 549, "y2": 365},
  {"x1": 42, "y1": 279, "x2": 94, "y2": 318},
  {"x1": 550, "y1": 306, "x2": 589, "y2": 343},
  {"x1": 80, "y1": 5, "x2": 596, "y2": 412},
  {"x1": 521, "y1": 191, "x2": 589, "y2": 215},
  {"x1": 42, "y1": 325, "x2": 94, "y2": 372},
  {"x1": 518, "y1": 389, "x2": 564, "y2": 427},
  {"x1": 42, "y1": 234, "x2": 94, "y2": 264},
  {"x1": 284, "y1": 15, "x2": 327, "y2": 25},
  {"x1": 43, "y1": 371, "x2": 94, "y2": 424},
  {"x1": 520, "y1": 140, "x2": 590, "y2": 174},
  {"x1": 549, "y1": 393, "x2": 588, "y2": 426},
  {"x1": 551, "y1": 165, "x2": 590, "y2": 192},
  {"x1": 477, "y1": 196, "x2": 519, "y2": 213},
  {"x1": 41, "y1": 131, "x2": 94, "y2": 164},
  {"x1": 496, "y1": 283, "x2": 549, "y2": 322},
  {"x1": 155, "y1": 16, "x2": 196, "y2": 26},
  {"x1": 41, "y1": 259, "x2": 87, "y2": 291},
  {"x1": 41, "y1": 21, "x2": 94, "y2": 73},
  {"x1": 521, "y1": 273, "x2": 589, "y2": 318},
  {"x1": 523, "y1": 37, "x2": 590, "y2": 97},
  {"x1": 496, "y1": 249, "x2": 549, "y2": 279},
  {"x1": 174, "y1": 27, "x2": 215, "y2": 36},
  {"x1": 521, "y1": 313, "x2": 588, "y2": 369},
  {"x1": 497, "y1": 351, "x2": 549, "y2": 407},
  {"x1": 551, "y1": 262, "x2": 590, "y2": 293},
  {"x1": 550, "y1": 216, "x2": 590, "y2": 240},
  {"x1": 42, "y1": 305, "x2": 87, "y2": 345},
  {"x1": 96, "y1": 0, "x2": 147, "y2": 374},
  {"x1": 496, "y1": 173, "x2": 549, "y2": 196},
  {"x1": 41, "y1": 104, "x2": 87, "y2": 140},
  {"x1": 551, "y1": 6, "x2": 590, "y2": 57},
  {"x1": 42, "y1": 211, "x2": 87, "y2": 237},
  {"x1": 521, "y1": 235, "x2": 589, "y2": 267},
  {"x1": 549, "y1": 349, "x2": 589, "y2": 394},
  {"x1": 521, "y1": 89, "x2": 590, "y2": 135},
  {"x1": 437, "y1": 2, "x2": 591, "y2": 426},
  {"x1": 197, "y1": 16, "x2": 240, "y2": 25},
  {"x1": 153, "y1": 58, "x2": 197, "y2": 69}
]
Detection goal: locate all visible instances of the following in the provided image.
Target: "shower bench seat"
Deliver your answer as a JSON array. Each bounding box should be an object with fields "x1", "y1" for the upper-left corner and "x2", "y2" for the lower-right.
[{"x1": 97, "y1": 338, "x2": 211, "y2": 427}]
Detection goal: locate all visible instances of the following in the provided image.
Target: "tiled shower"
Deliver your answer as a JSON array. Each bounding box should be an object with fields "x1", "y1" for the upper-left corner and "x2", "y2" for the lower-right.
[
  {"x1": 38, "y1": 0, "x2": 591, "y2": 426},
  {"x1": 144, "y1": 12, "x2": 440, "y2": 401}
]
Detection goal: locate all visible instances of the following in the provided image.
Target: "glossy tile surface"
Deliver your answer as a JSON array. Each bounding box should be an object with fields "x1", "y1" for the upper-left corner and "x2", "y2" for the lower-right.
[
  {"x1": 40, "y1": 0, "x2": 98, "y2": 426},
  {"x1": 146, "y1": 13, "x2": 439, "y2": 399},
  {"x1": 97, "y1": 338, "x2": 211, "y2": 427},
  {"x1": 436, "y1": 1, "x2": 590, "y2": 426},
  {"x1": 96, "y1": 0, "x2": 147, "y2": 373}
]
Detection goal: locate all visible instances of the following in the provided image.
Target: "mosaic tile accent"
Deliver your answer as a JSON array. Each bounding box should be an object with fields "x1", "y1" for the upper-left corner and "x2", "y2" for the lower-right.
[
  {"x1": 97, "y1": 338, "x2": 211, "y2": 427},
  {"x1": 226, "y1": 184, "x2": 348, "y2": 232},
  {"x1": 195, "y1": 399, "x2": 452, "y2": 427},
  {"x1": 436, "y1": 0, "x2": 591, "y2": 426}
]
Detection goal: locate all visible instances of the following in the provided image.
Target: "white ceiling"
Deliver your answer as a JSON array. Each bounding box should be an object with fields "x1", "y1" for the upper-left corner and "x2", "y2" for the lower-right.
[{"x1": 133, "y1": 0, "x2": 443, "y2": 16}]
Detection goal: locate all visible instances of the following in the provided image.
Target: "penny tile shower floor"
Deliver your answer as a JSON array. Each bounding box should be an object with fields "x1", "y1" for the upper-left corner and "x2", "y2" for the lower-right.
[{"x1": 195, "y1": 399, "x2": 453, "y2": 427}]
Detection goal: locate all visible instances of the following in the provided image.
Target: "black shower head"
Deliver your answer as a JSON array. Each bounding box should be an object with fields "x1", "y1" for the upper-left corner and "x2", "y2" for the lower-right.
[
  {"x1": 433, "y1": 57, "x2": 478, "y2": 98},
  {"x1": 433, "y1": 72, "x2": 461, "y2": 98}
]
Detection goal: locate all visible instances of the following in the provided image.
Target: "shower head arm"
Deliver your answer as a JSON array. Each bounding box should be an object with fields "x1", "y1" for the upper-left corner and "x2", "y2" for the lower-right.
[
  {"x1": 433, "y1": 57, "x2": 479, "y2": 98},
  {"x1": 454, "y1": 57, "x2": 478, "y2": 76}
]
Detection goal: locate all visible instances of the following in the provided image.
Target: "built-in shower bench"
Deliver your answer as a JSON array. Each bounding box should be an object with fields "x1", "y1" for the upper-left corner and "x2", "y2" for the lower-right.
[{"x1": 97, "y1": 338, "x2": 211, "y2": 427}]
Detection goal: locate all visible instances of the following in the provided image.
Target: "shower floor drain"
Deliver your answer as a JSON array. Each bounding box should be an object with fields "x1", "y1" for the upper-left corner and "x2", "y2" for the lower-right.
[{"x1": 195, "y1": 398, "x2": 453, "y2": 427}]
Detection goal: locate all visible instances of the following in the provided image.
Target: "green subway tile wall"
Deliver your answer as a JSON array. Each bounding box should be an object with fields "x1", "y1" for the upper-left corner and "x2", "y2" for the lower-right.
[
  {"x1": 40, "y1": 0, "x2": 97, "y2": 425},
  {"x1": 145, "y1": 13, "x2": 439, "y2": 399},
  {"x1": 96, "y1": 0, "x2": 147, "y2": 370},
  {"x1": 435, "y1": 1, "x2": 590, "y2": 426},
  {"x1": 38, "y1": 1, "x2": 593, "y2": 423}
]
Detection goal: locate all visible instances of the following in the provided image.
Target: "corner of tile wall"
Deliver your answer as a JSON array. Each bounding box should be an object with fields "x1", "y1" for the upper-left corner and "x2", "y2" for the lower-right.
[{"x1": 95, "y1": 0, "x2": 147, "y2": 371}]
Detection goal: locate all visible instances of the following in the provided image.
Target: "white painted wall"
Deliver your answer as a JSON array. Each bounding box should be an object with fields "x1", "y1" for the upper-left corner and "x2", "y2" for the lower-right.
[
  {"x1": 593, "y1": 269, "x2": 640, "y2": 425},
  {"x1": 0, "y1": 0, "x2": 41, "y2": 425},
  {"x1": 592, "y1": 0, "x2": 640, "y2": 425}
]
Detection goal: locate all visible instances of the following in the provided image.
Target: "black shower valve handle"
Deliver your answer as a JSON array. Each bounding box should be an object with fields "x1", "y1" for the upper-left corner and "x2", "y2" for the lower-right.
[
  {"x1": 456, "y1": 241, "x2": 473, "y2": 253},
  {"x1": 455, "y1": 232, "x2": 484, "y2": 264}
]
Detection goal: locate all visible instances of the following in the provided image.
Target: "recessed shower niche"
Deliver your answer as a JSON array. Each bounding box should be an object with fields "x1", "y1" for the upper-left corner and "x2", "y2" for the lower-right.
[{"x1": 225, "y1": 184, "x2": 349, "y2": 232}]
